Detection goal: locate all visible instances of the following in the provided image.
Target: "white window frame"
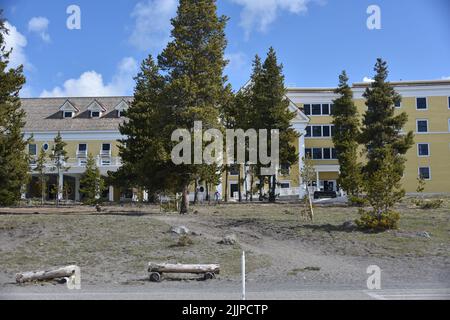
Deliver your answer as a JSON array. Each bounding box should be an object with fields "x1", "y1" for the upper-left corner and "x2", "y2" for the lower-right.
[
  {"x1": 416, "y1": 119, "x2": 428, "y2": 133},
  {"x1": 42, "y1": 142, "x2": 49, "y2": 151},
  {"x1": 63, "y1": 111, "x2": 73, "y2": 118},
  {"x1": 417, "y1": 143, "x2": 430, "y2": 157},
  {"x1": 305, "y1": 103, "x2": 333, "y2": 116},
  {"x1": 416, "y1": 97, "x2": 428, "y2": 110},
  {"x1": 394, "y1": 100, "x2": 402, "y2": 108},
  {"x1": 448, "y1": 118, "x2": 450, "y2": 132},
  {"x1": 90, "y1": 111, "x2": 101, "y2": 118},
  {"x1": 77, "y1": 143, "x2": 88, "y2": 157},
  {"x1": 418, "y1": 167, "x2": 431, "y2": 180},
  {"x1": 279, "y1": 181, "x2": 291, "y2": 189},
  {"x1": 448, "y1": 97, "x2": 450, "y2": 109},
  {"x1": 101, "y1": 158, "x2": 111, "y2": 166},
  {"x1": 101, "y1": 143, "x2": 111, "y2": 156},
  {"x1": 28, "y1": 144, "x2": 37, "y2": 156},
  {"x1": 306, "y1": 124, "x2": 335, "y2": 139},
  {"x1": 78, "y1": 158, "x2": 87, "y2": 167}
]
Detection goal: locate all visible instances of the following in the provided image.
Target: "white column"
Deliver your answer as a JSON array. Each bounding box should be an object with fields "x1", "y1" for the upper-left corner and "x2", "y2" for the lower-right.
[
  {"x1": 58, "y1": 172, "x2": 64, "y2": 200},
  {"x1": 108, "y1": 186, "x2": 114, "y2": 202},
  {"x1": 316, "y1": 170, "x2": 320, "y2": 192},
  {"x1": 298, "y1": 132, "x2": 306, "y2": 198},
  {"x1": 75, "y1": 176, "x2": 80, "y2": 201}
]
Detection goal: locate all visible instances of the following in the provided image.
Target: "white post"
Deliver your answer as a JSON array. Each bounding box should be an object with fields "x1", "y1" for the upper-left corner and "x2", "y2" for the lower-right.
[
  {"x1": 58, "y1": 171, "x2": 64, "y2": 200},
  {"x1": 242, "y1": 251, "x2": 246, "y2": 300},
  {"x1": 298, "y1": 132, "x2": 306, "y2": 199},
  {"x1": 316, "y1": 170, "x2": 320, "y2": 192},
  {"x1": 108, "y1": 186, "x2": 114, "y2": 202}
]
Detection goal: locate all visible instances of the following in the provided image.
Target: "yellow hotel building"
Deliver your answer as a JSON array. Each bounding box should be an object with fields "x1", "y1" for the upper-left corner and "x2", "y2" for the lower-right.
[{"x1": 21, "y1": 79, "x2": 450, "y2": 202}]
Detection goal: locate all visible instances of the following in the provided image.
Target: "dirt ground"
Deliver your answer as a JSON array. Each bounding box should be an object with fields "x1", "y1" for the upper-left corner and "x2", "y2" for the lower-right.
[{"x1": 0, "y1": 198, "x2": 449, "y2": 292}]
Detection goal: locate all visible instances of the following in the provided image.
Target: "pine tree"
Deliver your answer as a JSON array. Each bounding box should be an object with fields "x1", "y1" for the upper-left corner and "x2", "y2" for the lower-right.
[
  {"x1": 50, "y1": 132, "x2": 69, "y2": 206},
  {"x1": 117, "y1": 55, "x2": 174, "y2": 197},
  {"x1": 0, "y1": 12, "x2": 30, "y2": 206},
  {"x1": 247, "y1": 48, "x2": 299, "y2": 202},
  {"x1": 358, "y1": 59, "x2": 414, "y2": 229},
  {"x1": 332, "y1": 71, "x2": 362, "y2": 197},
  {"x1": 80, "y1": 153, "x2": 105, "y2": 205},
  {"x1": 158, "y1": 0, "x2": 228, "y2": 213},
  {"x1": 34, "y1": 148, "x2": 48, "y2": 205}
]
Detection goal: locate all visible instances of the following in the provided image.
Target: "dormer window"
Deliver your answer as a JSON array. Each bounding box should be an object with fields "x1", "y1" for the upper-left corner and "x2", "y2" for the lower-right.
[
  {"x1": 59, "y1": 100, "x2": 79, "y2": 119},
  {"x1": 91, "y1": 111, "x2": 101, "y2": 118},
  {"x1": 64, "y1": 111, "x2": 73, "y2": 118},
  {"x1": 114, "y1": 100, "x2": 129, "y2": 118},
  {"x1": 87, "y1": 100, "x2": 106, "y2": 119}
]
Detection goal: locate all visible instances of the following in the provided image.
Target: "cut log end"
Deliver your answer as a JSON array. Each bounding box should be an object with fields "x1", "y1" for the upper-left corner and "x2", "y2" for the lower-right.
[
  {"x1": 148, "y1": 263, "x2": 220, "y2": 275},
  {"x1": 15, "y1": 265, "x2": 80, "y2": 284}
]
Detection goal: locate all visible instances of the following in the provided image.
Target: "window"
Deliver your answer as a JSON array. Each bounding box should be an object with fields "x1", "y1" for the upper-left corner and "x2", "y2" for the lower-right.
[
  {"x1": 305, "y1": 148, "x2": 312, "y2": 158},
  {"x1": 63, "y1": 111, "x2": 73, "y2": 118},
  {"x1": 417, "y1": 143, "x2": 429, "y2": 157},
  {"x1": 306, "y1": 125, "x2": 335, "y2": 138},
  {"x1": 101, "y1": 143, "x2": 111, "y2": 156},
  {"x1": 330, "y1": 104, "x2": 334, "y2": 115},
  {"x1": 448, "y1": 97, "x2": 450, "y2": 109},
  {"x1": 304, "y1": 104, "x2": 311, "y2": 115},
  {"x1": 394, "y1": 100, "x2": 401, "y2": 108},
  {"x1": 280, "y1": 163, "x2": 290, "y2": 175},
  {"x1": 305, "y1": 126, "x2": 311, "y2": 137},
  {"x1": 229, "y1": 164, "x2": 239, "y2": 175},
  {"x1": 416, "y1": 120, "x2": 428, "y2": 133},
  {"x1": 323, "y1": 148, "x2": 331, "y2": 159},
  {"x1": 42, "y1": 143, "x2": 49, "y2": 151},
  {"x1": 312, "y1": 104, "x2": 321, "y2": 115},
  {"x1": 280, "y1": 182, "x2": 290, "y2": 189},
  {"x1": 416, "y1": 97, "x2": 427, "y2": 110},
  {"x1": 91, "y1": 111, "x2": 101, "y2": 118},
  {"x1": 322, "y1": 104, "x2": 330, "y2": 115},
  {"x1": 419, "y1": 167, "x2": 431, "y2": 180},
  {"x1": 79, "y1": 158, "x2": 87, "y2": 167},
  {"x1": 117, "y1": 110, "x2": 122, "y2": 118},
  {"x1": 29, "y1": 144, "x2": 37, "y2": 156},
  {"x1": 312, "y1": 126, "x2": 322, "y2": 137},
  {"x1": 77, "y1": 144, "x2": 87, "y2": 157},
  {"x1": 101, "y1": 159, "x2": 111, "y2": 166},
  {"x1": 332, "y1": 148, "x2": 337, "y2": 159},
  {"x1": 312, "y1": 148, "x2": 323, "y2": 160}
]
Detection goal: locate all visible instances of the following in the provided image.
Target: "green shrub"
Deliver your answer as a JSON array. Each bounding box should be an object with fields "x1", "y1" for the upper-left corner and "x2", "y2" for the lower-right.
[
  {"x1": 355, "y1": 209, "x2": 400, "y2": 230},
  {"x1": 176, "y1": 235, "x2": 194, "y2": 247},
  {"x1": 348, "y1": 196, "x2": 368, "y2": 207}
]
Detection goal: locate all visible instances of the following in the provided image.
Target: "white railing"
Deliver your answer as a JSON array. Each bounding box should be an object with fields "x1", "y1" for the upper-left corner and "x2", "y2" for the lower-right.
[{"x1": 278, "y1": 187, "x2": 301, "y2": 196}]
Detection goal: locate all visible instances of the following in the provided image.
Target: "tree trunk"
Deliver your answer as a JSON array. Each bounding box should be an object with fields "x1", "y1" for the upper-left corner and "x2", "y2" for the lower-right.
[
  {"x1": 193, "y1": 179, "x2": 198, "y2": 204},
  {"x1": 250, "y1": 173, "x2": 254, "y2": 202},
  {"x1": 180, "y1": 184, "x2": 189, "y2": 214},
  {"x1": 16, "y1": 265, "x2": 80, "y2": 283},
  {"x1": 238, "y1": 165, "x2": 242, "y2": 202},
  {"x1": 269, "y1": 175, "x2": 276, "y2": 202},
  {"x1": 224, "y1": 166, "x2": 229, "y2": 202},
  {"x1": 148, "y1": 263, "x2": 220, "y2": 274}
]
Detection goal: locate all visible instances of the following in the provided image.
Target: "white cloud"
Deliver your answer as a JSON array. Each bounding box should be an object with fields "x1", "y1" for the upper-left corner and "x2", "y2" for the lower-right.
[
  {"x1": 2, "y1": 21, "x2": 32, "y2": 70},
  {"x1": 225, "y1": 52, "x2": 248, "y2": 73},
  {"x1": 129, "y1": 0, "x2": 177, "y2": 51},
  {"x1": 28, "y1": 17, "x2": 50, "y2": 43},
  {"x1": 441, "y1": 76, "x2": 450, "y2": 80},
  {"x1": 363, "y1": 76, "x2": 375, "y2": 83},
  {"x1": 40, "y1": 57, "x2": 139, "y2": 97},
  {"x1": 230, "y1": 0, "x2": 315, "y2": 38}
]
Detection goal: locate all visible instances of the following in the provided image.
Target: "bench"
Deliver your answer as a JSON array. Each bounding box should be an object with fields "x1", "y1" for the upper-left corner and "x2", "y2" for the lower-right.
[
  {"x1": 314, "y1": 191, "x2": 337, "y2": 199},
  {"x1": 148, "y1": 262, "x2": 220, "y2": 282}
]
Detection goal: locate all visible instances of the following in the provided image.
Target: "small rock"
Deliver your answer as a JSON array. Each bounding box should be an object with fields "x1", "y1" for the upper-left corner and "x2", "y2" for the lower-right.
[
  {"x1": 416, "y1": 231, "x2": 431, "y2": 239},
  {"x1": 170, "y1": 225, "x2": 190, "y2": 235},
  {"x1": 342, "y1": 220, "x2": 357, "y2": 230},
  {"x1": 95, "y1": 204, "x2": 102, "y2": 212},
  {"x1": 219, "y1": 234, "x2": 237, "y2": 245}
]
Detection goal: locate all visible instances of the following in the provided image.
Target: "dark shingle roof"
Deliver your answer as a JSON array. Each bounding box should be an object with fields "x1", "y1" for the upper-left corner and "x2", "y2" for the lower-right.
[{"x1": 21, "y1": 96, "x2": 132, "y2": 132}]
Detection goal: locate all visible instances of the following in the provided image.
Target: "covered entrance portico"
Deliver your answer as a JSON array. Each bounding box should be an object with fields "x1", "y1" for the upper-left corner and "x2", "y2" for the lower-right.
[{"x1": 313, "y1": 165, "x2": 340, "y2": 193}]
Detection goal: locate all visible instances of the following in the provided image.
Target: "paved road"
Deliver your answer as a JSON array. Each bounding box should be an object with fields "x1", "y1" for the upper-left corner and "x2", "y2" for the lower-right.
[{"x1": 1, "y1": 286, "x2": 449, "y2": 300}]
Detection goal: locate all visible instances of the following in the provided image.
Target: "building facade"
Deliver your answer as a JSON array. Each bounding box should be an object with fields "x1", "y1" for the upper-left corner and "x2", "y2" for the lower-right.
[{"x1": 21, "y1": 80, "x2": 450, "y2": 202}]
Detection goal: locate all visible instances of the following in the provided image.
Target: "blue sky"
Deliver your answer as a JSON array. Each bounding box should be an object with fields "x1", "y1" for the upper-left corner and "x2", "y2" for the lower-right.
[{"x1": 2, "y1": 0, "x2": 450, "y2": 98}]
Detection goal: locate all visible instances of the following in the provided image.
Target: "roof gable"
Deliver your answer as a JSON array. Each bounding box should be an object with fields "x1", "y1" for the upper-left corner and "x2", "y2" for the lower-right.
[
  {"x1": 59, "y1": 100, "x2": 79, "y2": 113},
  {"x1": 87, "y1": 99, "x2": 107, "y2": 112},
  {"x1": 114, "y1": 99, "x2": 129, "y2": 111}
]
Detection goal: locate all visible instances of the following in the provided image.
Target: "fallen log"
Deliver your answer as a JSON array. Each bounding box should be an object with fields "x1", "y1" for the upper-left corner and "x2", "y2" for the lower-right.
[
  {"x1": 148, "y1": 263, "x2": 220, "y2": 274},
  {"x1": 16, "y1": 265, "x2": 80, "y2": 284}
]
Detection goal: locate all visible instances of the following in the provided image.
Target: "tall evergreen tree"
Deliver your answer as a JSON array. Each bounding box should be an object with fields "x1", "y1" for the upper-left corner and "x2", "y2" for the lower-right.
[
  {"x1": 34, "y1": 147, "x2": 48, "y2": 205},
  {"x1": 50, "y1": 132, "x2": 69, "y2": 206},
  {"x1": 117, "y1": 55, "x2": 175, "y2": 197},
  {"x1": 248, "y1": 48, "x2": 298, "y2": 202},
  {"x1": 332, "y1": 71, "x2": 362, "y2": 197},
  {"x1": 80, "y1": 153, "x2": 105, "y2": 205},
  {"x1": 358, "y1": 59, "x2": 414, "y2": 229},
  {"x1": 0, "y1": 12, "x2": 30, "y2": 206},
  {"x1": 158, "y1": 0, "x2": 228, "y2": 213}
]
